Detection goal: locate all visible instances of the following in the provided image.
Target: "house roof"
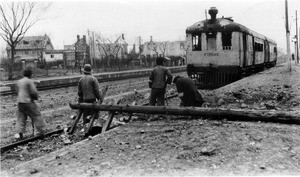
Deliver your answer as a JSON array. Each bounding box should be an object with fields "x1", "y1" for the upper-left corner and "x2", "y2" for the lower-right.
[{"x1": 7, "y1": 34, "x2": 54, "y2": 50}]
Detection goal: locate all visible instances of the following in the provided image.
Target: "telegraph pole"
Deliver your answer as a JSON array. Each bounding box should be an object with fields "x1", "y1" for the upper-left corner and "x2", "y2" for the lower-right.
[
  {"x1": 138, "y1": 36, "x2": 142, "y2": 65},
  {"x1": 296, "y1": 10, "x2": 299, "y2": 64},
  {"x1": 285, "y1": 0, "x2": 291, "y2": 72}
]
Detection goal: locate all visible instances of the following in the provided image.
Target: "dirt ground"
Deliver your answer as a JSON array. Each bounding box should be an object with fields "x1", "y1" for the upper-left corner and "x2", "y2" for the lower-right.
[{"x1": 1, "y1": 62, "x2": 300, "y2": 176}]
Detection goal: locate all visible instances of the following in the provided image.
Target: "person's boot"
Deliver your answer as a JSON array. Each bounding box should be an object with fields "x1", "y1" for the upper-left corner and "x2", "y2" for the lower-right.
[{"x1": 14, "y1": 133, "x2": 23, "y2": 140}]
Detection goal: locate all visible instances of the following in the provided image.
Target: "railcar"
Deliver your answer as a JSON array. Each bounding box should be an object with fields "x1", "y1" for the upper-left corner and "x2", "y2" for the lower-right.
[{"x1": 186, "y1": 7, "x2": 277, "y2": 88}]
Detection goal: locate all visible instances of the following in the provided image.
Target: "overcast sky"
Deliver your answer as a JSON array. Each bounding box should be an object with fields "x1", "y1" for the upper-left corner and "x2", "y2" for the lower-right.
[{"x1": 1, "y1": 0, "x2": 300, "y2": 53}]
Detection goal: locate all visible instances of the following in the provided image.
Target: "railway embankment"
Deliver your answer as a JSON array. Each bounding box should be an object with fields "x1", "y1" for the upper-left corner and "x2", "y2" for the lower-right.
[
  {"x1": 2, "y1": 62, "x2": 300, "y2": 176},
  {"x1": 0, "y1": 66, "x2": 186, "y2": 95},
  {"x1": 203, "y1": 62, "x2": 300, "y2": 112}
]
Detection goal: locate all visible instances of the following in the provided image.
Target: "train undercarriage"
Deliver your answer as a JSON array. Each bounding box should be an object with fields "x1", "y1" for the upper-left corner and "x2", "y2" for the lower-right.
[{"x1": 187, "y1": 61, "x2": 277, "y2": 89}]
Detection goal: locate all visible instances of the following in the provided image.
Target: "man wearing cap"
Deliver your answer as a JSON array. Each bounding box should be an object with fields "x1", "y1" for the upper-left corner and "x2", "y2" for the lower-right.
[
  {"x1": 78, "y1": 64, "x2": 101, "y2": 124},
  {"x1": 14, "y1": 67, "x2": 47, "y2": 139},
  {"x1": 149, "y1": 57, "x2": 173, "y2": 106},
  {"x1": 173, "y1": 76, "x2": 204, "y2": 107}
]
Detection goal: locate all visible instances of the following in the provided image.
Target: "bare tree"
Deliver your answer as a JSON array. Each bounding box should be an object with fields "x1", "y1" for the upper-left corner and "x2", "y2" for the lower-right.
[
  {"x1": 96, "y1": 33, "x2": 126, "y2": 71},
  {"x1": 0, "y1": 2, "x2": 51, "y2": 80},
  {"x1": 159, "y1": 41, "x2": 168, "y2": 57},
  {"x1": 147, "y1": 41, "x2": 159, "y2": 57},
  {"x1": 96, "y1": 34, "x2": 112, "y2": 69}
]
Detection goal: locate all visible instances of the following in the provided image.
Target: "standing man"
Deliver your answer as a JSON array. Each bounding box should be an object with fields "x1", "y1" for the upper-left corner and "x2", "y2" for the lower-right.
[
  {"x1": 173, "y1": 76, "x2": 205, "y2": 107},
  {"x1": 149, "y1": 57, "x2": 173, "y2": 106},
  {"x1": 14, "y1": 67, "x2": 47, "y2": 139},
  {"x1": 78, "y1": 64, "x2": 101, "y2": 124}
]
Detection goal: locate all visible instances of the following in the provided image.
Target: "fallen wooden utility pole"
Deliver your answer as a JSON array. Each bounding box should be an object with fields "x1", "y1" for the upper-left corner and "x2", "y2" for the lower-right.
[{"x1": 69, "y1": 103, "x2": 300, "y2": 125}]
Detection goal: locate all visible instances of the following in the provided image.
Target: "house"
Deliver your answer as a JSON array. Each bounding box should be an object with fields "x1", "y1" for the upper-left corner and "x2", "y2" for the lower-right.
[
  {"x1": 74, "y1": 35, "x2": 90, "y2": 68},
  {"x1": 6, "y1": 34, "x2": 54, "y2": 64},
  {"x1": 62, "y1": 35, "x2": 91, "y2": 69},
  {"x1": 63, "y1": 44, "x2": 75, "y2": 67},
  {"x1": 44, "y1": 50, "x2": 64, "y2": 62},
  {"x1": 140, "y1": 36, "x2": 186, "y2": 66}
]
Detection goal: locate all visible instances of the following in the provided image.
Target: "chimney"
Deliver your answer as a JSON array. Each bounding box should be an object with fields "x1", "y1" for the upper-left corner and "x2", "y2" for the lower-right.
[
  {"x1": 122, "y1": 34, "x2": 124, "y2": 40},
  {"x1": 83, "y1": 35, "x2": 86, "y2": 43},
  {"x1": 77, "y1": 35, "x2": 80, "y2": 42},
  {"x1": 150, "y1": 36, "x2": 153, "y2": 42},
  {"x1": 208, "y1": 7, "x2": 218, "y2": 21}
]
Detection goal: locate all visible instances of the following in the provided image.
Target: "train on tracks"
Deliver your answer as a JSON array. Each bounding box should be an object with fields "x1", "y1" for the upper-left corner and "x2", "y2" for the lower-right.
[{"x1": 185, "y1": 7, "x2": 277, "y2": 88}]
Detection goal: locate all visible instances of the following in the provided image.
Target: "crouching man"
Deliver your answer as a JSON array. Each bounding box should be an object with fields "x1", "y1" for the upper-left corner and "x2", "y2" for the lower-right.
[
  {"x1": 173, "y1": 76, "x2": 204, "y2": 107},
  {"x1": 15, "y1": 67, "x2": 47, "y2": 139}
]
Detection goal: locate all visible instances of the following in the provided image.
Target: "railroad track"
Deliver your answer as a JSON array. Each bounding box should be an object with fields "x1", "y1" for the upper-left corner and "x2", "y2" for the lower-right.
[
  {"x1": 0, "y1": 93, "x2": 178, "y2": 154},
  {"x1": 0, "y1": 66, "x2": 186, "y2": 96},
  {"x1": 0, "y1": 74, "x2": 145, "y2": 96}
]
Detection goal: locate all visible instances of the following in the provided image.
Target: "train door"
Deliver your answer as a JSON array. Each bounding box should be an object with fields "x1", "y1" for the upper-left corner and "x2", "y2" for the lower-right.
[
  {"x1": 252, "y1": 36, "x2": 255, "y2": 65},
  {"x1": 242, "y1": 33, "x2": 247, "y2": 67},
  {"x1": 264, "y1": 40, "x2": 270, "y2": 63}
]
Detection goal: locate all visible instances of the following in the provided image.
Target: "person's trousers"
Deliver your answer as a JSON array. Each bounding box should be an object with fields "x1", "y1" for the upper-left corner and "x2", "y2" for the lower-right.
[
  {"x1": 82, "y1": 99, "x2": 98, "y2": 124},
  {"x1": 149, "y1": 88, "x2": 166, "y2": 106},
  {"x1": 16, "y1": 102, "x2": 46, "y2": 134}
]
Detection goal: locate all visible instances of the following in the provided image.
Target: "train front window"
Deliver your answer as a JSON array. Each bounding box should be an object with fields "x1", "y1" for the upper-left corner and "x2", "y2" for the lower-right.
[
  {"x1": 222, "y1": 32, "x2": 232, "y2": 50},
  {"x1": 192, "y1": 34, "x2": 201, "y2": 51},
  {"x1": 206, "y1": 32, "x2": 216, "y2": 50}
]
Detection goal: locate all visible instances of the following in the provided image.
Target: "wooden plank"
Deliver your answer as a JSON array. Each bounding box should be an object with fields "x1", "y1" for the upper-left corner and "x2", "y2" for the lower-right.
[
  {"x1": 101, "y1": 98, "x2": 121, "y2": 133},
  {"x1": 84, "y1": 85, "x2": 109, "y2": 135},
  {"x1": 84, "y1": 111, "x2": 98, "y2": 136},
  {"x1": 67, "y1": 110, "x2": 83, "y2": 134},
  {"x1": 101, "y1": 111, "x2": 116, "y2": 133}
]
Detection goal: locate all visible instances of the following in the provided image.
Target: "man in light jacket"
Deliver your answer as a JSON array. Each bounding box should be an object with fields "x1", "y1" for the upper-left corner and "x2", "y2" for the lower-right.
[{"x1": 15, "y1": 67, "x2": 47, "y2": 139}]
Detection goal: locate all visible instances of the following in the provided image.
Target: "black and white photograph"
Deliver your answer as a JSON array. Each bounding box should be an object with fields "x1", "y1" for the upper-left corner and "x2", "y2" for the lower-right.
[{"x1": 0, "y1": 0, "x2": 300, "y2": 176}]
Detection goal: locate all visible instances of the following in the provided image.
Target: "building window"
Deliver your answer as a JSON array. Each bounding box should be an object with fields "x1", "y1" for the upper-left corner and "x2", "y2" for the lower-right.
[
  {"x1": 192, "y1": 34, "x2": 201, "y2": 51},
  {"x1": 147, "y1": 54, "x2": 151, "y2": 59},
  {"x1": 180, "y1": 43, "x2": 184, "y2": 49},
  {"x1": 51, "y1": 54, "x2": 54, "y2": 58},
  {"x1": 25, "y1": 51, "x2": 29, "y2": 54},
  {"x1": 23, "y1": 41, "x2": 29, "y2": 45},
  {"x1": 222, "y1": 32, "x2": 232, "y2": 50}
]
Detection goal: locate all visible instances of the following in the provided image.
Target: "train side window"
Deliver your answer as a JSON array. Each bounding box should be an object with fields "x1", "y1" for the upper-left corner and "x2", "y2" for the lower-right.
[
  {"x1": 222, "y1": 32, "x2": 232, "y2": 50},
  {"x1": 254, "y1": 42, "x2": 263, "y2": 51},
  {"x1": 192, "y1": 34, "x2": 202, "y2": 51}
]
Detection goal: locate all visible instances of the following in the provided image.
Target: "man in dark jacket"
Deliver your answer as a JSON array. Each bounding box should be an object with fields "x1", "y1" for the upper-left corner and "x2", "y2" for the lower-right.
[
  {"x1": 173, "y1": 76, "x2": 204, "y2": 107},
  {"x1": 78, "y1": 64, "x2": 101, "y2": 124},
  {"x1": 149, "y1": 57, "x2": 173, "y2": 106}
]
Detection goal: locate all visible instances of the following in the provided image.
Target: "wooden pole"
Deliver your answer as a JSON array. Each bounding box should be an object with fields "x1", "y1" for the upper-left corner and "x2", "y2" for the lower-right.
[
  {"x1": 69, "y1": 103, "x2": 300, "y2": 125},
  {"x1": 296, "y1": 10, "x2": 299, "y2": 64},
  {"x1": 285, "y1": 0, "x2": 291, "y2": 71}
]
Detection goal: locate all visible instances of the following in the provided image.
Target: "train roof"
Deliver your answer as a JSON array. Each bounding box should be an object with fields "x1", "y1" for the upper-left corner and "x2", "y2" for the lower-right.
[{"x1": 186, "y1": 18, "x2": 276, "y2": 44}]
